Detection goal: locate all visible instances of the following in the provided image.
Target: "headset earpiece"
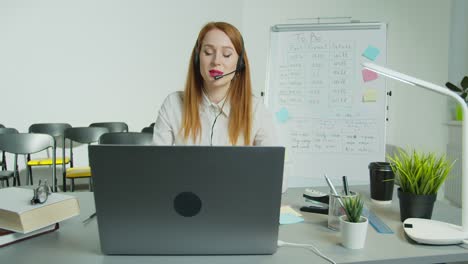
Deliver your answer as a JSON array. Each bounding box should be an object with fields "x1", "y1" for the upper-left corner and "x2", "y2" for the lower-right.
[{"x1": 236, "y1": 37, "x2": 245, "y2": 72}]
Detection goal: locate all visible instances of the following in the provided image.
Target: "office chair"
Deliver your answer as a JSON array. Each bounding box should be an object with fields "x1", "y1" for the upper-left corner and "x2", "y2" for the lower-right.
[
  {"x1": 0, "y1": 132, "x2": 56, "y2": 190},
  {"x1": 63, "y1": 127, "x2": 109, "y2": 192},
  {"x1": 27, "y1": 123, "x2": 72, "y2": 185},
  {"x1": 99, "y1": 132, "x2": 154, "y2": 145},
  {"x1": 89, "y1": 122, "x2": 129, "y2": 133}
]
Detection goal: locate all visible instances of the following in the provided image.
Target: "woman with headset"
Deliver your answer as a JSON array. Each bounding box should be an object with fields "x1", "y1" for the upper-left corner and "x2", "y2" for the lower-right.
[{"x1": 153, "y1": 21, "x2": 277, "y2": 146}]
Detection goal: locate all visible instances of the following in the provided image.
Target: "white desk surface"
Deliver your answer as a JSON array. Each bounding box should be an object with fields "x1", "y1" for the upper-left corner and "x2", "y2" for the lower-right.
[{"x1": 1, "y1": 186, "x2": 468, "y2": 264}]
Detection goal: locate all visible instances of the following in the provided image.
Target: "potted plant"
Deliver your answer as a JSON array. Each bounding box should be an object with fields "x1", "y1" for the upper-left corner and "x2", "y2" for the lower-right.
[
  {"x1": 339, "y1": 195, "x2": 368, "y2": 249},
  {"x1": 387, "y1": 149, "x2": 454, "y2": 222},
  {"x1": 446, "y1": 76, "x2": 468, "y2": 120}
]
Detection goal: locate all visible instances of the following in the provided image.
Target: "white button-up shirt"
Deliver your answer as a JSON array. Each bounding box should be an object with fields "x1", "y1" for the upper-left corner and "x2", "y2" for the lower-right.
[{"x1": 153, "y1": 91, "x2": 278, "y2": 146}]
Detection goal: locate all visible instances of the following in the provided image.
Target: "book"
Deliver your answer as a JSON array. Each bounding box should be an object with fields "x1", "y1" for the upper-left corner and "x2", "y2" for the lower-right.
[
  {"x1": 0, "y1": 187, "x2": 80, "y2": 233},
  {"x1": 0, "y1": 223, "x2": 59, "y2": 248}
]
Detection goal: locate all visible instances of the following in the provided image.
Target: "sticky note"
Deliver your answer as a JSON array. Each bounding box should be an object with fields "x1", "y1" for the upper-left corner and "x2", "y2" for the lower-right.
[
  {"x1": 362, "y1": 45, "x2": 380, "y2": 61},
  {"x1": 280, "y1": 213, "x2": 304, "y2": 225},
  {"x1": 280, "y1": 205, "x2": 302, "y2": 217},
  {"x1": 362, "y1": 88, "x2": 377, "y2": 102},
  {"x1": 362, "y1": 69, "x2": 378, "y2": 82},
  {"x1": 276, "y1": 107, "x2": 289, "y2": 123}
]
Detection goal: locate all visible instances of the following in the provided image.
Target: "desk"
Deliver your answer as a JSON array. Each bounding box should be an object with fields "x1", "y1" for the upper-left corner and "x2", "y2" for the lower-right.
[{"x1": 1, "y1": 186, "x2": 468, "y2": 264}]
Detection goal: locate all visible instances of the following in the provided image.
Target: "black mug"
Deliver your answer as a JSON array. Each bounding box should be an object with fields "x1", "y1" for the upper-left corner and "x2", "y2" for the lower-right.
[{"x1": 369, "y1": 162, "x2": 395, "y2": 205}]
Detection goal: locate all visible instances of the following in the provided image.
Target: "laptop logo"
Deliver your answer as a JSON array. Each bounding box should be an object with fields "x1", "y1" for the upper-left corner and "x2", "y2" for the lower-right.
[{"x1": 173, "y1": 192, "x2": 202, "y2": 217}]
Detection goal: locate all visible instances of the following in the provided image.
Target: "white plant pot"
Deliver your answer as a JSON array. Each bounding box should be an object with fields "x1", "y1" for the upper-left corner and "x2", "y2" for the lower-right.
[{"x1": 339, "y1": 215, "x2": 368, "y2": 249}]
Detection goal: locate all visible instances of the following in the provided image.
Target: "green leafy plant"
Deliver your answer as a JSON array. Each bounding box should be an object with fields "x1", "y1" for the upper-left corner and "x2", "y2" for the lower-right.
[
  {"x1": 342, "y1": 195, "x2": 364, "y2": 223},
  {"x1": 446, "y1": 76, "x2": 468, "y2": 102},
  {"x1": 387, "y1": 149, "x2": 454, "y2": 195}
]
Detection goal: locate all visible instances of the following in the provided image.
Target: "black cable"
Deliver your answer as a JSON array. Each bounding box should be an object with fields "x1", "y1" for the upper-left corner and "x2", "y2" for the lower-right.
[{"x1": 209, "y1": 98, "x2": 228, "y2": 146}]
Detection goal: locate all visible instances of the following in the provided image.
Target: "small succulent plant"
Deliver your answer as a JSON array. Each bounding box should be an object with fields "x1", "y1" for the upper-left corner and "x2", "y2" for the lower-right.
[{"x1": 342, "y1": 195, "x2": 364, "y2": 223}]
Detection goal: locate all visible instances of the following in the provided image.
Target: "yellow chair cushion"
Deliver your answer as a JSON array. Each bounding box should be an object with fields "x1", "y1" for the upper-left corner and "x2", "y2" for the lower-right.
[
  {"x1": 28, "y1": 157, "x2": 71, "y2": 166},
  {"x1": 66, "y1": 167, "x2": 91, "y2": 178}
]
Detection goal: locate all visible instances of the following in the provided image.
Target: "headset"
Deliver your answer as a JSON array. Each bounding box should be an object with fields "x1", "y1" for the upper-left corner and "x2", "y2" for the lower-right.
[{"x1": 193, "y1": 34, "x2": 245, "y2": 75}]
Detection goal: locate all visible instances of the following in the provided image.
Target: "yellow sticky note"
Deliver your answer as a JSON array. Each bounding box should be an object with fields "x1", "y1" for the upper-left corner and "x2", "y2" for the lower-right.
[
  {"x1": 280, "y1": 205, "x2": 302, "y2": 217},
  {"x1": 362, "y1": 88, "x2": 377, "y2": 102}
]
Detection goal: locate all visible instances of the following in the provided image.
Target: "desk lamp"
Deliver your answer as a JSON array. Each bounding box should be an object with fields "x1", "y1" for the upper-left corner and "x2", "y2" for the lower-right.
[{"x1": 362, "y1": 62, "x2": 468, "y2": 245}]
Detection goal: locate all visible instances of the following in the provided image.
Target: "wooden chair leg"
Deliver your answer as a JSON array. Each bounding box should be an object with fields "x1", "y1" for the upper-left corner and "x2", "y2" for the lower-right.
[{"x1": 71, "y1": 179, "x2": 75, "y2": 192}]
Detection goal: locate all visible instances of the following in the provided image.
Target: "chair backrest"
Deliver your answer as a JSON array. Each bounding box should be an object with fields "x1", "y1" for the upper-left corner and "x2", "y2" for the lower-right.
[
  {"x1": 99, "y1": 132, "x2": 154, "y2": 145},
  {"x1": 141, "y1": 126, "x2": 154, "y2": 134},
  {"x1": 0, "y1": 124, "x2": 4, "y2": 128},
  {"x1": 89, "y1": 122, "x2": 128, "y2": 133},
  {"x1": 29, "y1": 123, "x2": 72, "y2": 137},
  {"x1": 0, "y1": 132, "x2": 56, "y2": 190},
  {"x1": 65, "y1": 127, "x2": 110, "y2": 144},
  {"x1": 0, "y1": 127, "x2": 19, "y2": 135},
  {"x1": 149, "y1": 122, "x2": 155, "y2": 127},
  {"x1": 0, "y1": 133, "x2": 54, "y2": 155}
]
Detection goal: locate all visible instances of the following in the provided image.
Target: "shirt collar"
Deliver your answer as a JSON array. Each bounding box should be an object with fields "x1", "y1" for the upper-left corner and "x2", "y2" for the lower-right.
[{"x1": 201, "y1": 90, "x2": 231, "y2": 117}]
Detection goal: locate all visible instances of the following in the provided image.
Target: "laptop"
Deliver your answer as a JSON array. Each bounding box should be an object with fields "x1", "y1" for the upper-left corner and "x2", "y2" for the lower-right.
[{"x1": 89, "y1": 145, "x2": 285, "y2": 255}]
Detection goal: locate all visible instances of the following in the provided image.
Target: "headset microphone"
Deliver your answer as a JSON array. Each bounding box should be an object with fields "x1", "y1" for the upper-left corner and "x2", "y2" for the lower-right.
[{"x1": 213, "y1": 69, "x2": 237, "y2": 80}]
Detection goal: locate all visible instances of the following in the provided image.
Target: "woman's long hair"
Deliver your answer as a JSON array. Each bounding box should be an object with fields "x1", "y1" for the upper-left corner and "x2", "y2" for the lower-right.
[{"x1": 181, "y1": 22, "x2": 252, "y2": 145}]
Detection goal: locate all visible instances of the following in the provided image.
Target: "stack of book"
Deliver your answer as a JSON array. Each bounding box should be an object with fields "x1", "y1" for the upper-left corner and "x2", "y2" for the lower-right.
[{"x1": 0, "y1": 187, "x2": 80, "y2": 248}]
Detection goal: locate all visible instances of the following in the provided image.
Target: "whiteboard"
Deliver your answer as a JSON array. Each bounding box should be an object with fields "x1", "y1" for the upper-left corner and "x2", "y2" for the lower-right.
[{"x1": 265, "y1": 23, "x2": 387, "y2": 187}]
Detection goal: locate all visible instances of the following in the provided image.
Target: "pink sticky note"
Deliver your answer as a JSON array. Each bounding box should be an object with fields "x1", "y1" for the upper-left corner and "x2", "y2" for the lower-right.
[{"x1": 362, "y1": 69, "x2": 378, "y2": 82}]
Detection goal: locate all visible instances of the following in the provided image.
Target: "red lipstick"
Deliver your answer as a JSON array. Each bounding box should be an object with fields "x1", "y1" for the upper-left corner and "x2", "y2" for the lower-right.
[{"x1": 209, "y1": 69, "x2": 223, "y2": 77}]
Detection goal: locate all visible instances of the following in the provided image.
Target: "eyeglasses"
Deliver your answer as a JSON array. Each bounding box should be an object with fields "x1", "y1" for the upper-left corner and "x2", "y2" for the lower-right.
[{"x1": 31, "y1": 180, "x2": 52, "y2": 205}]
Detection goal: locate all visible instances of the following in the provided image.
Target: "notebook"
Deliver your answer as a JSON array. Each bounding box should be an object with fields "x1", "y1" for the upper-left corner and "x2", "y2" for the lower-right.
[{"x1": 89, "y1": 145, "x2": 285, "y2": 255}]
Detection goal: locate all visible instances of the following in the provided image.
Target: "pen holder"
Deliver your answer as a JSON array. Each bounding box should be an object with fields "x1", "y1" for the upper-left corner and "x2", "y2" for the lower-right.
[{"x1": 328, "y1": 191, "x2": 356, "y2": 231}]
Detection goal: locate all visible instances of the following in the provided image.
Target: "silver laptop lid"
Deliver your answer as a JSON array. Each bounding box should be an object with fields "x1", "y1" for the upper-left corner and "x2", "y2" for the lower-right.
[{"x1": 89, "y1": 145, "x2": 285, "y2": 255}]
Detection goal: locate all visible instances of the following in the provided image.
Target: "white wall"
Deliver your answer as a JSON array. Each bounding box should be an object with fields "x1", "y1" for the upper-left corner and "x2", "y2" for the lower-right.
[
  {"x1": 448, "y1": 0, "x2": 468, "y2": 84},
  {"x1": 0, "y1": 0, "x2": 463, "y2": 185},
  {"x1": 0, "y1": 0, "x2": 243, "y2": 132}
]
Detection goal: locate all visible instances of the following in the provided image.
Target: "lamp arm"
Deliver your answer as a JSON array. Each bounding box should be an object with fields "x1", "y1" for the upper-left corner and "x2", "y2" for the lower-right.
[{"x1": 362, "y1": 62, "x2": 468, "y2": 233}]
